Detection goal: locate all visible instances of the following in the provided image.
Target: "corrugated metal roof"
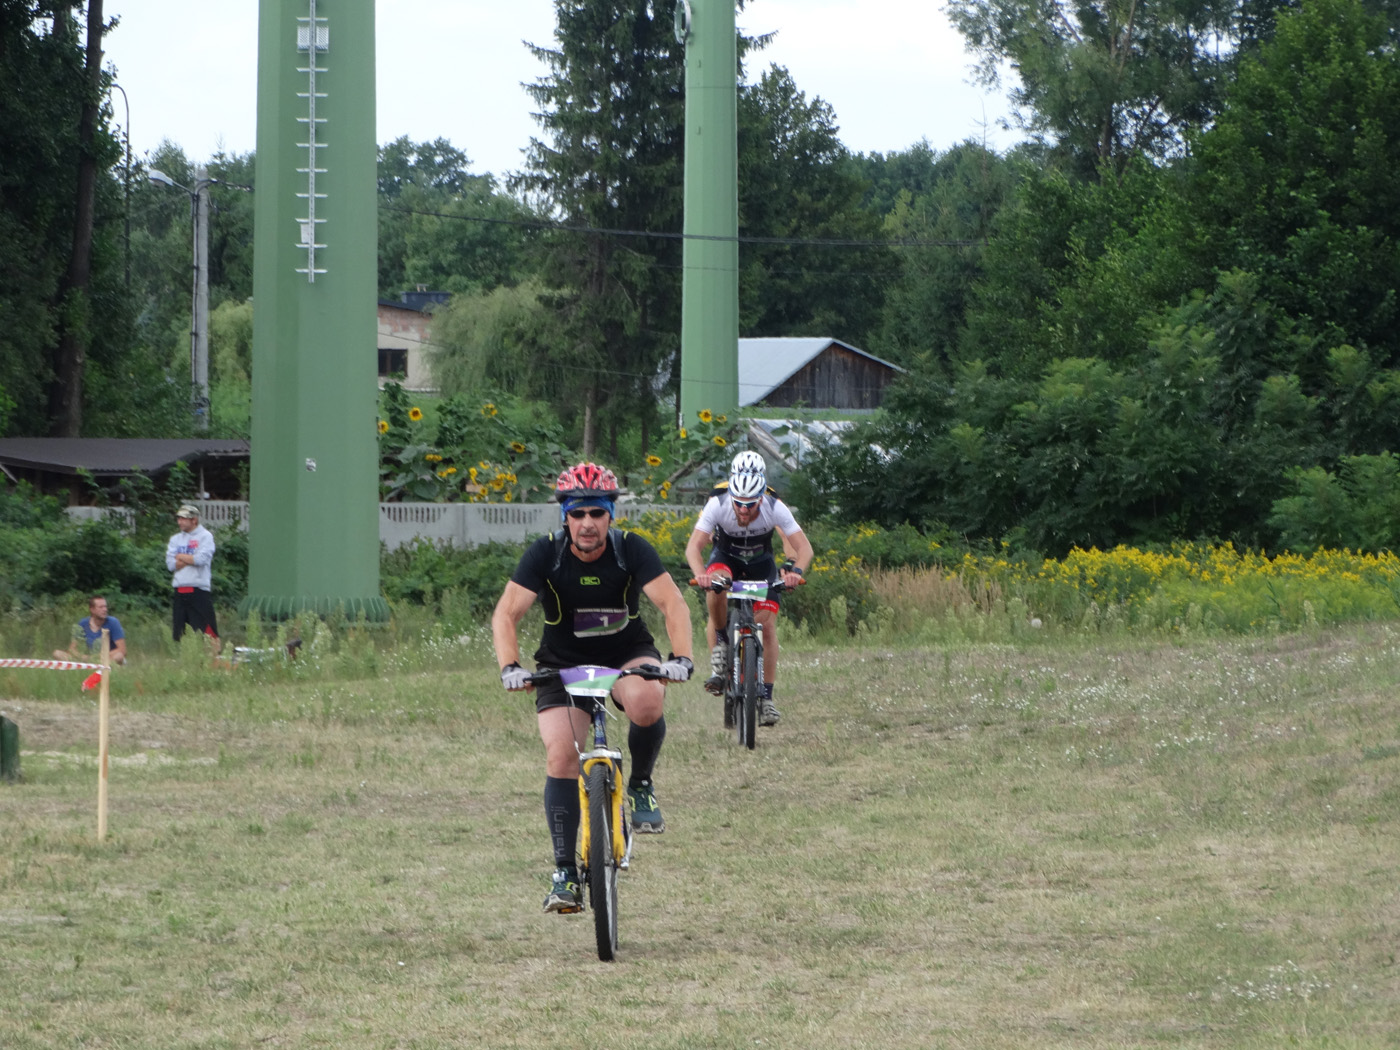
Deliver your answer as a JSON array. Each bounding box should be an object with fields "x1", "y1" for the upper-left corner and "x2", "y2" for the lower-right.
[
  {"x1": 0, "y1": 438, "x2": 250, "y2": 475},
  {"x1": 737, "y1": 337, "x2": 903, "y2": 406}
]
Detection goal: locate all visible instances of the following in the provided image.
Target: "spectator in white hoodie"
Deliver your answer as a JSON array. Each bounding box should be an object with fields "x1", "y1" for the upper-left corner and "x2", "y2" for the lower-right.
[{"x1": 166, "y1": 503, "x2": 219, "y2": 652}]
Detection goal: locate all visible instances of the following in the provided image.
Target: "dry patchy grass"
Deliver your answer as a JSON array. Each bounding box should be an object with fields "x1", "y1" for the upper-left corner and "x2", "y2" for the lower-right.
[{"x1": 2, "y1": 625, "x2": 1400, "y2": 1048}]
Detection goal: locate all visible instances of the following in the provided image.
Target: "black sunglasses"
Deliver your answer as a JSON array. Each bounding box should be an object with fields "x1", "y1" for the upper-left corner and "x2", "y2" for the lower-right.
[{"x1": 568, "y1": 508, "x2": 609, "y2": 520}]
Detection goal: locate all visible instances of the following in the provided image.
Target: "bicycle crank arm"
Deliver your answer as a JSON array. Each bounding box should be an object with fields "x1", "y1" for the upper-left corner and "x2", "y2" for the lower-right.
[{"x1": 620, "y1": 824, "x2": 635, "y2": 870}]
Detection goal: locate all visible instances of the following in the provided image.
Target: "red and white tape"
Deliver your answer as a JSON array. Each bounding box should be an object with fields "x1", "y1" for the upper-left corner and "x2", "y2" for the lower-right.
[
  {"x1": 0, "y1": 658, "x2": 109, "y2": 690},
  {"x1": 0, "y1": 658, "x2": 108, "y2": 671}
]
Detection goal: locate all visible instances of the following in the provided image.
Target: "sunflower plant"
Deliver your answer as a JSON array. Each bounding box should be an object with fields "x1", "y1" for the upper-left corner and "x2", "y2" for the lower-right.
[
  {"x1": 633, "y1": 408, "x2": 745, "y2": 501},
  {"x1": 377, "y1": 387, "x2": 580, "y2": 503}
]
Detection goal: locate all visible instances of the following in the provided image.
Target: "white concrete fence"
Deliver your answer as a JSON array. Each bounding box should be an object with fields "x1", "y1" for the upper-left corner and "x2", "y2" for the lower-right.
[{"x1": 67, "y1": 500, "x2": 692, "y2": 551}]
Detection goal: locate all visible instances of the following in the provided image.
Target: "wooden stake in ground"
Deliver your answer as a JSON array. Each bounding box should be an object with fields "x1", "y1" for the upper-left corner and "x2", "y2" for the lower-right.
[{"x1": 97, "y1": 627, "x2": 110, "y2": 841}]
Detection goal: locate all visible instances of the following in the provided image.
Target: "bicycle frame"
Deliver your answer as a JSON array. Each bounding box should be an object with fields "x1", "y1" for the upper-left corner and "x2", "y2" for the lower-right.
[
  {"x1": 713, "y1": 579, "x2": 780, "y2": 748},
  {"x1": 525, "y1": 663, "x2": 666, "y2": 961},
  {"x1": 555, "y1": 667, "x2": 634, "y2": 868},
  {"x1": 724, "y1": 583, "x2": 766, "y2": 681}
]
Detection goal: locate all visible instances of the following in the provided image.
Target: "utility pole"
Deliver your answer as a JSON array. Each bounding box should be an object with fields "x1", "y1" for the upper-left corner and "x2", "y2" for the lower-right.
[
  {"x1": 192, "y1": 165, "x2": 210, "y2": 430},
  {"x1": 150, "y1": 166, "x2": 214, "y2": 430},
  {"x1": 108, "y1": 82, "x2": 131, "y2": 288}
]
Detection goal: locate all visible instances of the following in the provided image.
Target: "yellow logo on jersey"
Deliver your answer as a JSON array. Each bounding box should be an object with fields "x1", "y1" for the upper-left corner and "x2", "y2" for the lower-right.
[{"x1": 580, "y1": 576, "x2": 601, "y2": 585}]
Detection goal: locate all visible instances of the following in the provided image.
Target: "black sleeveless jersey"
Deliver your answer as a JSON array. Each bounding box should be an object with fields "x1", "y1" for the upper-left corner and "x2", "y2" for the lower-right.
[{"x1": 511, "y1": 529, "x2": 667, "y2": 667}]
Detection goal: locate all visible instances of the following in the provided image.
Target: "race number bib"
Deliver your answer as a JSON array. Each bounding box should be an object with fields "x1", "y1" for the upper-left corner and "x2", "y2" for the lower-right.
[{"x1": 573, "y1": 608, "x2": 628, "y2": 637}]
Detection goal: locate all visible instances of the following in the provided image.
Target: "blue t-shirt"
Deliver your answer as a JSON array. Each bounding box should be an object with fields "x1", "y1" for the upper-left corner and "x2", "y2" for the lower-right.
[{"x1": 77, "y1": 615, "x2": 124, "y2": 651}]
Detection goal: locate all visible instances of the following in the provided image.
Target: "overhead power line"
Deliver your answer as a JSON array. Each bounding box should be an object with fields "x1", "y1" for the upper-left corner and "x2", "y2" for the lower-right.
[{"x1": 384, "y1": 203, "x2": 978, "y2": 249}]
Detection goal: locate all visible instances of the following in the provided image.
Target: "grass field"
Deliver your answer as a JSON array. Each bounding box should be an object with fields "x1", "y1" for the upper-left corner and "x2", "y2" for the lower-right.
[{"x1": 3, "y1": 623, "x2": 1399, "y2": 1048}]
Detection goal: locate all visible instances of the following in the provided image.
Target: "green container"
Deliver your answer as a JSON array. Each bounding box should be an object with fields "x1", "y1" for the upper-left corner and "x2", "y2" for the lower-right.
[{"x1": 0, "y1": 715, "x2": 19, "y2": 782}]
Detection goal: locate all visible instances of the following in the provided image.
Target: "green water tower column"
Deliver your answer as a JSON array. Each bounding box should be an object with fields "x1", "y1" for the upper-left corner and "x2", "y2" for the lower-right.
[
  {"x1": 241, "y1": 0, "x2": 387, "y2": 621},
  {"x1": 677, "y1": 0, "x2": 739, "y2": 422}
]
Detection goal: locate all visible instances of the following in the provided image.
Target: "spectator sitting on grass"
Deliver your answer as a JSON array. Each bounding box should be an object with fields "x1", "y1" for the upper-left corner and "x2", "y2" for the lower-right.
[{"x1": 53, "y1": 595, "x2": 127, "y2": 666}]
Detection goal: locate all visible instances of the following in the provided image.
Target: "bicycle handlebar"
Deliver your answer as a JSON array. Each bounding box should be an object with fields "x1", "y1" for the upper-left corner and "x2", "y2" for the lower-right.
[
  {"x1": 525, "y1": 664, "x2": 670, "y2": 685},
  {"x1": 688, "y1": 575, "x2": 804, "y2": 593}
]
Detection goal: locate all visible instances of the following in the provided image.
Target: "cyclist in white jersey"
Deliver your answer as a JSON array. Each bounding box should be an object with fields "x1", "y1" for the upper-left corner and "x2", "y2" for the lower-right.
[{"x1": 685, "y1": 451, "x2": 813, "y2": 726}]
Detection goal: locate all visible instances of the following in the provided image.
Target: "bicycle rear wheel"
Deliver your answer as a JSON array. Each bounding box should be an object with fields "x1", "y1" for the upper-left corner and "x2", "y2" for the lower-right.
[
  {"x1": 586, "y1": 763, "x2": 619, "y2": 961},
  {"x1": 737, "y1": 636, "x2": 758, "y2": 750}
]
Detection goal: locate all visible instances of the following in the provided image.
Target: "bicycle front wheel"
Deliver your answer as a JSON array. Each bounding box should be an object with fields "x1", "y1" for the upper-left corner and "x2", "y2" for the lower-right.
[
  {"x1": 586, "y1": 763, "x2": 619, "y2": 961},
  {"x1": 737, "y1": 636, "x2": 759, "y2": 750}
]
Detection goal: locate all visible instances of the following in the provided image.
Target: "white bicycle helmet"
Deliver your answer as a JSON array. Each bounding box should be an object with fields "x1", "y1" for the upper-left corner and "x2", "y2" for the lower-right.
[{"x1": 728, "y1": 450, "x2": 767, "y2": 500}]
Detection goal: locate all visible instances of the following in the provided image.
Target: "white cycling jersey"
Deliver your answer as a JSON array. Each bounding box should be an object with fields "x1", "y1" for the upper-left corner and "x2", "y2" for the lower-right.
[{"x1": 695, "y1": 492, "x2": 801, "y2": 565}]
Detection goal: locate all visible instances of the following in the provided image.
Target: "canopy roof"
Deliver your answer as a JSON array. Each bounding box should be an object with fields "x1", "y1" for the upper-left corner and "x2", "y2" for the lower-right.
[{"x1": 0, "y1": 438, "x2": 250, "y2": 478}]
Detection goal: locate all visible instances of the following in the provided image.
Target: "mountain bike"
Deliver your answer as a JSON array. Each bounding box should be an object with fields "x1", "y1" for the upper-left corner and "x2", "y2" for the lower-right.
[
  {"x1": 696, "y1": 576, "x2": 789, "y2": 750},
  {"x1": 525, "y1": 663, "x2": 665, "y2": 962}
]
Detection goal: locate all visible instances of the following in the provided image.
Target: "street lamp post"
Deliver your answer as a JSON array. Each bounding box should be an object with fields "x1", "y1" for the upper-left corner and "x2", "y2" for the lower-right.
[
  {"x1": 150, "y1": 167, "x2": 213, "y2": 430},
  {"x1": 108, "y1": 82, "x2": 132, "y2": 288}
]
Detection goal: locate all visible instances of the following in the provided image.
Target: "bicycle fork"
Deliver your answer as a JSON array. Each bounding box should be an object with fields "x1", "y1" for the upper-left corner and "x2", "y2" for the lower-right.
[
  {"x1": 729, "y1": 621, "x2": 765, "y2": 695},
  {"x1": 577, "y1": 753, "x2": 633, "y2": 872}
]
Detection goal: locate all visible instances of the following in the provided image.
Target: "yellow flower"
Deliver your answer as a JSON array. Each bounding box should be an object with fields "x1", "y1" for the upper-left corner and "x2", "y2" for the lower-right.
[
  {"x1": 408, "y1": 406, "x2": 423, "y2": 422},
  {"x1": 510, "y1": 441, "x2": 526, "y2": 454},
  {"x1": 481, "y1": 402, "x2": 498, "y2": 417},
  {"x1": 377, "y1": 419, "x2": 388, "y2": 434},
  {"x1": 469, "y1": 467, "x2": 478, "y2": 482},
  {"x1": 424, "y1": 453, "x2": 442, "y2": 463},
  {"x1": 646, "y1": 454, "x2": 662, "y2": 467},
  {"x1": 444, "y1": 466, "x2": 457, "y2": 475},
  {"x1": 698, "y1": 409, "x2": 713, "y2": 423},
  {"x1": 678, "y1": 428, "x2": 688, "y2": 439},
  {"x1": 712, "y1": 435, "x2": 727, "y2": 447},
  {"x1": 660, "y1": 480, "x2": 671, "y2": 491},
  {"x1": 717, "y1": 414, "x2": 728, "y2": 424},
  {"x1": 503, "y1": 491, "x2": 513, "y2": 503}
]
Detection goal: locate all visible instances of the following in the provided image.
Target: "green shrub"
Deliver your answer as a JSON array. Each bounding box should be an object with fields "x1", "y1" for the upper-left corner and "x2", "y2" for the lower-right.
[
  {"x1": 0, "y1": 482, "x2": 64, "y2": 528},
  {"x1": 379, "y1": 539, "x2": 525, "y2": 629},
  {"x1": 1269, "y1": 453, "x2": 1400, "y2": 553}
]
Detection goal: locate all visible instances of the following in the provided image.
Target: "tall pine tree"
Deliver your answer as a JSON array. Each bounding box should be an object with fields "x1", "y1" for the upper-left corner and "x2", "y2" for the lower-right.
[{"x1": 513, "y1": 0, "x2": 687, "y2": 457}]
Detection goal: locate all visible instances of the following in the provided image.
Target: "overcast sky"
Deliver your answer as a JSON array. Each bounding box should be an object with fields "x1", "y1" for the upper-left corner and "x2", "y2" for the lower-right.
[{"x1": 102, "y1": 0, "x2": 1017, "y2": 179}]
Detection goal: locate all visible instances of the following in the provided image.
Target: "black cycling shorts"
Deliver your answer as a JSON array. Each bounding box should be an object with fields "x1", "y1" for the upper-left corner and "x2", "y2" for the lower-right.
[
  {"x1": 530, "y1": 642, "x2": 663, "y2": 713},
  {"x1": 705, "y1": 551, "x2": 782, "y2": 610}
]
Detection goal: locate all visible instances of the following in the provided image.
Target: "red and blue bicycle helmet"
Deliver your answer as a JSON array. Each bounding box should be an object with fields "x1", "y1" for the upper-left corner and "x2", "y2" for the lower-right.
[
  {"x1": 555, "y1": 461, "x2": 620, "y2": 521},
  {"x1": 555, "y1": 461, "x2": 620, "y2": 501}
]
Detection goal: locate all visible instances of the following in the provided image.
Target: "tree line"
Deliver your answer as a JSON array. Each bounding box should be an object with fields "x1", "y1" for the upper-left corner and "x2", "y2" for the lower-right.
[
  {"x1": 809, "y1": 0, "x2": 1400, "y2": 556},
  {"x1": 3, "y1": 0, "x2": 1398, "y2": 556}
]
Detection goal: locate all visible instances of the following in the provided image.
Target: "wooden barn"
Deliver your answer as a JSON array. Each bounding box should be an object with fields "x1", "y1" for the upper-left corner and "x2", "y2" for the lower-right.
[{"x1": 737, "y1": 337, "x2": 902, "y2": 410}]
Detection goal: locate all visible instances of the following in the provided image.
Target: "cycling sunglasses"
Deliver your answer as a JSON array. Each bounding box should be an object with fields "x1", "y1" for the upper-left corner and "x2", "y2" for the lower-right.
[
  {"x1": 732, "y1": 498, "x2": 760, "y2": 509},
  {"x1": 567, "y1": 508, "x2": 610, "y2": 520}
]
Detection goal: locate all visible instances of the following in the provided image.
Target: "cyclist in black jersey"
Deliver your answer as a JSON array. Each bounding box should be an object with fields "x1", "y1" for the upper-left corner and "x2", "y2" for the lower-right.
[
  {"x1": 492, "y1": 462, "x2": 693, "y2": 913},
  {"x1": 685, "y1": 451, "x2": 812, "y2": 726}
]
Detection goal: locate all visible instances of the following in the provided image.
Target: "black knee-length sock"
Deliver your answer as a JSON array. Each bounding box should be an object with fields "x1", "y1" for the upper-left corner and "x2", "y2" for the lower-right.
[
  {"x1": 544, "y1": 775, "x2": 579, "y2": 870},
  {"x1": 627, "y1": 716, "x2": 667, "y2": 787}
]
